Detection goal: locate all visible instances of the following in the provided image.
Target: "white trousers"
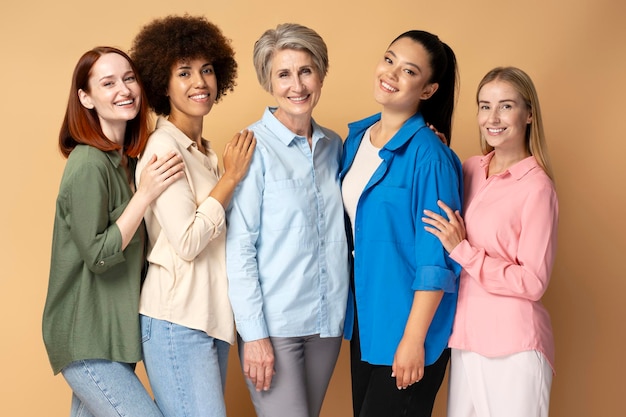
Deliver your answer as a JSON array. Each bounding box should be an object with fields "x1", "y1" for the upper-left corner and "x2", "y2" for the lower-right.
[{"x1": 447, "y1": 349, "x2": 553, "y2": 417}]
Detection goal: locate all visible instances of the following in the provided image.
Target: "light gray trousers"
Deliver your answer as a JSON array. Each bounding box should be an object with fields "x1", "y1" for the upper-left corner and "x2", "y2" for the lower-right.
[{"x1": 238, "y1": 334, "x2": 342, "y2": 417}]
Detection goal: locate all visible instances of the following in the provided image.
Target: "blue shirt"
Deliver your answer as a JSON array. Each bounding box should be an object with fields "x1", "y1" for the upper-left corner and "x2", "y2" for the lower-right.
[
  {"x1": 341, "y1": 112, "x2": 463, "y2": 366},
  {"x1": 226, "y1": 107, "x2": 349, "y2": 341}
]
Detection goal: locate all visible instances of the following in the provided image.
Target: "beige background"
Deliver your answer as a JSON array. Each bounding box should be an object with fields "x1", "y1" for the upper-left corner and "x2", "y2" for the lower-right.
[{"x1": 1, "y1": 0, "x2": 625, "y2": 415}]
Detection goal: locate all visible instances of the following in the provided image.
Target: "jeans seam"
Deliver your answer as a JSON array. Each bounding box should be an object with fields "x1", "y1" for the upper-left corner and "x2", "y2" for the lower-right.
[
  {"x1": 168, "y1": 322, "x2": 189, "y2": 417},
  {"x1": 80, "y1": 360, "x2": 125, "y2": 417},
  {"x1": 76, "y1": 399, "x2": 87, "y2": 417}
]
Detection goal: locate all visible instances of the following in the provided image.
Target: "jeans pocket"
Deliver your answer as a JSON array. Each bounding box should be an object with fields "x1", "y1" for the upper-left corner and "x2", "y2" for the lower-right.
[{"x1": 140, "y1": 314, "x2": 152, "y2": 343}]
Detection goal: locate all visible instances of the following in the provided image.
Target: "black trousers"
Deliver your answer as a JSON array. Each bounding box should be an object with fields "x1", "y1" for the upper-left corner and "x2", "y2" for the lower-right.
[{"x1": 350, "y1": 318, "x2": 450, "y2": 417}]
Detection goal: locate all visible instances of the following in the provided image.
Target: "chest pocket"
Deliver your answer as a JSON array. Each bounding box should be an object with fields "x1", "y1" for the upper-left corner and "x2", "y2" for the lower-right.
[{"x1": 263, "y1": 178, "x2": 314, "y2": 231}]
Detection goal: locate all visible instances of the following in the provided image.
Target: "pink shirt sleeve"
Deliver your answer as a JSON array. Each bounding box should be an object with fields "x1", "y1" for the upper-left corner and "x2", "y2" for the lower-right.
[{"x1": 450, "y1": 165, "x2": 559, "y2": 301}]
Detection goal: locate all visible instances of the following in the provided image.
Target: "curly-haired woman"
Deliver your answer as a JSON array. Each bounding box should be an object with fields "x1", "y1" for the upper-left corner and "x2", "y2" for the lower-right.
[{"x1": 130, "y1": 15, "x2": 255, "y2": 417}]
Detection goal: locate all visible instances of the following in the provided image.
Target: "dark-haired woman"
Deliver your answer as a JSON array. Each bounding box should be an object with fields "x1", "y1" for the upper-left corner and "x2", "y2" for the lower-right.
[
  {"x1": 340, "y1": 31, "x2": 463, "y2": 417},
  {"x1": 130, "y1": 15, "x2": 255, "y2": 417},
  {"x1": 42, "y1": 46, "x2": 184, "y2": 417}
]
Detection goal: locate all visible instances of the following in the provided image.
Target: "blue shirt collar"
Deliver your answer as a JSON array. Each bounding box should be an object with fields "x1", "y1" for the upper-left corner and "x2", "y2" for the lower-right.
[
  {"x1": 262, "y1": 107, "x2": 328, "y2": 146},
  {"x1": 347, "y1": 112, "x2": 427, "y2": 151}
]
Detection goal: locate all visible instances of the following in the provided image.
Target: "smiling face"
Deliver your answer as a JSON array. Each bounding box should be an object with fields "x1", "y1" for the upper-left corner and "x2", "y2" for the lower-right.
[
  {"x1": 477, "y1": 80, "x2": 532, "y2": 153},
  {"x1": 269, "y1": 48, "x2": 323, "y2": 128},
  {"x1": 167, "y1": 57, "x2": 217, "y2": 123},
  {"x1": 78, "y1": 52, "x2": 141, "y2": 142},
  {"x1": 373, "y1": 36, "x2": 438, "y2": 115}
]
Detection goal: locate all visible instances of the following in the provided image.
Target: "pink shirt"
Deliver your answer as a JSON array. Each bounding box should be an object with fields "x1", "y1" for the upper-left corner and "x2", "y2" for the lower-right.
[{"x1": 448, "y1": 152, "x2": 558, "y2": 372}]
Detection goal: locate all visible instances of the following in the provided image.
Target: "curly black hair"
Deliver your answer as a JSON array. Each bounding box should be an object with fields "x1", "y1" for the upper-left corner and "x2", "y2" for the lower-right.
[{"x1": 130, "y1": 15, "x2": 237, "y2": 115}]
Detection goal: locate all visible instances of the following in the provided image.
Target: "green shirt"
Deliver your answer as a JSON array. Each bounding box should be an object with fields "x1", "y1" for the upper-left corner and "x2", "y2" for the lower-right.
[{"x1": 42, "y1": 145, "x2": 145, "y2": 374}]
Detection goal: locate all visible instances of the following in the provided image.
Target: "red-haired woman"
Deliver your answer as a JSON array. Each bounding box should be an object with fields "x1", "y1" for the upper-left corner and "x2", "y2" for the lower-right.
[{"x1": 42, "y1": 46, "x2": 184, "y2": 417}]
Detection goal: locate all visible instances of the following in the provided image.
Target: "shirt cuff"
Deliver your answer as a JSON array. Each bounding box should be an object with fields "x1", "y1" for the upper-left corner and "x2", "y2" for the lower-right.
[
  {"x1": 235, "y1": 316, "x2": 270, "y2": 342},
  {"x1": 197, "y1": 196, "x2": 226, "y2": 229},
  {"x1": 412, "y1": 265, "x2": 457, "y2": 293},
  {"x1": 450, "y1": 239, "x2": 472, "y2": 266}
]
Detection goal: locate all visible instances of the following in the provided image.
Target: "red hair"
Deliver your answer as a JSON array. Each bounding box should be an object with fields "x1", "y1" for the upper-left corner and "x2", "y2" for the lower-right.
[{"x1": 58, "y1": 46, "x2": 150, "y2": 158}]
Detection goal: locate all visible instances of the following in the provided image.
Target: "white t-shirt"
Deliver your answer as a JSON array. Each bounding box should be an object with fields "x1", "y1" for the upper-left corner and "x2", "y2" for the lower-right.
[{"x1": 341, "y1": 125, "x2": 382, "y2": 239}]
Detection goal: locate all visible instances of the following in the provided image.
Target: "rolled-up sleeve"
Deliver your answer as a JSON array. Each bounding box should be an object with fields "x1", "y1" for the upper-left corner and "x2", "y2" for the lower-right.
[
  {"x1": 413, "y1": 160, "x2": 462, "y2": 293},
  {"x1": 69, "y1": 160, "x2": 125, "y2": 274}
]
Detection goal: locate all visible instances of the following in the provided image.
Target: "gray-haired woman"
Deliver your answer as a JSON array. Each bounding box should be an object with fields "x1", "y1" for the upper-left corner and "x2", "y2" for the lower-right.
[{"x1": 226, "y1": 23, "x2": 349, "y2": 417}]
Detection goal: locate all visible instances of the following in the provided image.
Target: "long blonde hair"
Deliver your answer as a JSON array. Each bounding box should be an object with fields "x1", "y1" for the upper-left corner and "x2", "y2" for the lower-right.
[{"x1": 477, "y1": 67, "x2": 554, "y2": 180}]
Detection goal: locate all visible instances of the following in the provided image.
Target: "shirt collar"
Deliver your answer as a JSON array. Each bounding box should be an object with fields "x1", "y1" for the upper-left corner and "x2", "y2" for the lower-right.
[
  {"x1": 480, "y1": 151, "x2": 540, "y2": 180},
  {"x1": 155, "y1": 116, "x2": 211, "y2": 151},
  {"x1": 261, "y1": 107, "x2": 328, "y2": 146},
  {"x1": 384, "y1": 112, "x2": 427, "y2": 151},
  {"x1": 348, "y1": 112, "x2": 382, "y2": 132},
  {"x1": 104, "y1": 149, "x2": 122, "y2": 167},
  {"x1": 347, "y1": 112, "x2": 428, "y2": 152}
]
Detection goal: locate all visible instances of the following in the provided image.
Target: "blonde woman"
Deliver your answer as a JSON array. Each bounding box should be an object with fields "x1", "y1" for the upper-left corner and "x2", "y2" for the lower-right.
[{"x1": 423, "y1": 67, "x2": 558, "y2": 417}]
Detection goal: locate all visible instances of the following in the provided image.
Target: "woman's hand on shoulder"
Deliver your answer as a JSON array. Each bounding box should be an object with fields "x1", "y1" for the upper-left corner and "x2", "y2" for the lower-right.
[
  {"x1": 222, "y1": 129, "x2": 256, "y2": 183},
  {"x1": 422, "y1": 200, "x2": 466, "y2": 253},
  {"x1": 427, "y1": 123, "x2": 448, "y2": 145},
  {"x1": 116, "y1": 151, "x2": 184, "y2": 249},
  {"x1": 208, "y1": 130, "x2": 255, "y2": 208},
  {"x1": 136, "y1": 151, "x2": 185, "y2": 202}
]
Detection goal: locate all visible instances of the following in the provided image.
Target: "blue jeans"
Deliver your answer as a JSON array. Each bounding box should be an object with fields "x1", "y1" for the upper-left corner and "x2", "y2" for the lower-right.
[
  {"x1": 62, "y1": 359, "x2": 163, "y2": 417},
  {"x1": 140, "y1": 315, "x2": 230, "y2": 417}
]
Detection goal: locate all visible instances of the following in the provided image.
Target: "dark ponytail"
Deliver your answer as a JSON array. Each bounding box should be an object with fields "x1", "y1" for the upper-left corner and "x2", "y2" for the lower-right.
[{"x1": 391, "y1": 31, "x2": 458, "y2": 145}]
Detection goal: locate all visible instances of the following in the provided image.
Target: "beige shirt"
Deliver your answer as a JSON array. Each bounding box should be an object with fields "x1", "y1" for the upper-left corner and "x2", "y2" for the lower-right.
[{"x1": 136, "y1": 117, "x2": 234, "y2": 344}]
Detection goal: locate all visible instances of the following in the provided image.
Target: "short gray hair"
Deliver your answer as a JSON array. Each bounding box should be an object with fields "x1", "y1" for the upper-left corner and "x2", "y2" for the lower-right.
[{"x1": 253, "y1": 23, "x2": 329, "y2": 93}]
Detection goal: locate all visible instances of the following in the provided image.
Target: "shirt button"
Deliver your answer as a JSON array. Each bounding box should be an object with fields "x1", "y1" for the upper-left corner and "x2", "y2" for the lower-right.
[{"x1": 98, "y1": 260, "x2": 105, "y2": 266}]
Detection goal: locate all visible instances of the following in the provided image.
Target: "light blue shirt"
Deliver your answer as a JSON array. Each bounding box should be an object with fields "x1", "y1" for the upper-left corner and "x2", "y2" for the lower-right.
[{"x1": 226, "y1": 107, "x2": 349, "y2": 341}]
